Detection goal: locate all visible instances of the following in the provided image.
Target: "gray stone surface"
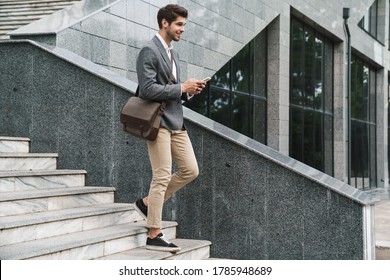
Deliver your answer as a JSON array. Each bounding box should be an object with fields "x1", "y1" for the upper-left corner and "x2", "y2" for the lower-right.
[
  {"x1": 0, "y1": 40, "x2": 140, "y2": 203},
  {"x1": 174, "y1": 118, "x2": 366, "y2": 259},
  {"x1": 8, "y1": 0, "x2": 390, "y2": 188},
  {"x1": 0, "y1": 39, "x2": 372, "y2": 259}
]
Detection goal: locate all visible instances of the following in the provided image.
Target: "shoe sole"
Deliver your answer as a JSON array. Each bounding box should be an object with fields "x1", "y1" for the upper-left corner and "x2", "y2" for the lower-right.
[
  {"x1": 133, "y1": 202, "x2": 147, "y2": 220},
  {"x1": 146, "y1": 245, "x2": 181, "y2": 253}
]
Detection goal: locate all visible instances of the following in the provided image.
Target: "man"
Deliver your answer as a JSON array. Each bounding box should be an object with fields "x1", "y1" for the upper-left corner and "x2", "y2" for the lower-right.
[{"x1": 134, "y1": 4, "x2": 206, "y2": 252}]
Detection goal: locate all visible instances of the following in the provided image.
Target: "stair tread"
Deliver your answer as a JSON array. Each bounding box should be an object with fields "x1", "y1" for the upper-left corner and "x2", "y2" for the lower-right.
[
  {"x1": 0, "y1": 11, "x2": 59, "y2": 17},
  {"x1": 0, "y1": 0, "x2": 79, "y2": 3},
  {"x1": 0, "y1": 3, "x2": 77, "y2": 10},
  {"x1": 0, "y1": 17, "x2": 45, "y2": 22},
  {"x1": 0, "y1": 221, "x2": 178, "y2": 260},
  {"x1": 0, "y1": 203, "x2": 135, "y2": 229},
  {"x1": 0, "y1": 153, "x2": 58, "y2": 157},
  {"x1": 0, "y1": 186, "x2": 115, "y2": 202},
  {"x1": 376, "y1": 241, "x2": 390, "y2": 247},
  {"x1": 97, "y1": 239, "x2": 212, "y2": 260},
  {"x1": 0, "y1": 1, "x2": 79, "y2": 8},
  {"x1": 0, "y1": 136, "x2": 30, "y2": 141},
  {"x1": 0, "y1": 169, "x2": 87, "y2": 178}
]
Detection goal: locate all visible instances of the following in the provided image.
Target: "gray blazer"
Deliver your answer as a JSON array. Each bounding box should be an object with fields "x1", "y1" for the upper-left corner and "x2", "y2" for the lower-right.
[{"x1": 136, "y1": 36, "x2": 186, "y2": 131}]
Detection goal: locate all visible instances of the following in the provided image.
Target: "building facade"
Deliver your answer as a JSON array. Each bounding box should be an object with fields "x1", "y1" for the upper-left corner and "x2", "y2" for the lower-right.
[
  {"x1": 3, "y1": 0, "x2": 388, "y2": 259},
  {"x1": 185, "y1": 0, "x2": 390, "y2": 191},
  {"x1": 12, "y1": 0, "x2": 389, "y2": 190}
]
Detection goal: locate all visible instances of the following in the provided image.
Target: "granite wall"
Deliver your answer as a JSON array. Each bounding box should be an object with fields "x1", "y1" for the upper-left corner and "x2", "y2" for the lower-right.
[
  {"x1": 0, "y1": 40, "x2": 375, "y2": 259},
  {"x1": 9, "y1": 0, "x2": 389, "y2": 186}
]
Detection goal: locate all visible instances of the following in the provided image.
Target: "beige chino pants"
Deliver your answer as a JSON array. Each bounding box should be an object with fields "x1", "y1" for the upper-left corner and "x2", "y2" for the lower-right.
[{"x1": 146, "y1": 128, "x2": 199, "y2": 229}]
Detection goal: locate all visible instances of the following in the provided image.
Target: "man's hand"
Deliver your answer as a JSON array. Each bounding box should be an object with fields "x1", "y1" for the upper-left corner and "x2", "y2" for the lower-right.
[{"x1": 181, "y1": 79, "x2": 206, "y2": 95}]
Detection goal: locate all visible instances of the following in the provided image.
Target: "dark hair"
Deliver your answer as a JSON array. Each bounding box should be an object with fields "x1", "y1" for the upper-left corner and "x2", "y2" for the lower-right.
[{"x1": 157, "y1": 4, "x2": 188, "y2": 29}]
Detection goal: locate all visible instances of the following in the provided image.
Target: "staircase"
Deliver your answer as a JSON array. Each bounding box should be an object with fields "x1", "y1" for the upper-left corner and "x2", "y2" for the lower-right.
[
  {"x1": 0, "y1": 0, "x2": 81, "y2": 39},
  {"x1": 0, "y1": 136, "x2": 211, "y2": 260}
]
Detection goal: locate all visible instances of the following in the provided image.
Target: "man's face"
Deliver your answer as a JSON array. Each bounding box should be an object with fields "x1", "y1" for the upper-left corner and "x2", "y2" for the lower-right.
[{"x1": 163, "y1": 16, "x2": 186, "y2": 42}]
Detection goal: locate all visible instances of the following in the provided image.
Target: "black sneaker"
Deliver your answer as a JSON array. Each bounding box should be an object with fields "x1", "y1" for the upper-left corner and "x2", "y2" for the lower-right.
[
  {"x1": 146, "y1": 233, "x2": 181, "y2": 253},
  {"x1": 134, "y1": 199, "x2": 147, "y2": 220}
]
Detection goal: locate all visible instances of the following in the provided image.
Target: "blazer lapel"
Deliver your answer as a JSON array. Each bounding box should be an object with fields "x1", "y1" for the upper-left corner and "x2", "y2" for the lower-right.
[
  {"x1": 152, "y1": 36, "x2": 178, "y2": 84},
  {"x1": 172, "y1": 50, "x2": 179, "y2": 83}
]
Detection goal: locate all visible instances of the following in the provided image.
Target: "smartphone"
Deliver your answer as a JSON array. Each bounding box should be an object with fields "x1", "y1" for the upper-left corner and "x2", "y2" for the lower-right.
[{"x1": 202, "y1": 77, "x2": 211, "y2": 82}]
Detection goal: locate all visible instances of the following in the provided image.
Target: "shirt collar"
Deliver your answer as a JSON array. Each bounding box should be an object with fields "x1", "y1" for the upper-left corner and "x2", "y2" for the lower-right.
[{"x1": 156, "y1": 33, "x2": 173, "y2": 54}]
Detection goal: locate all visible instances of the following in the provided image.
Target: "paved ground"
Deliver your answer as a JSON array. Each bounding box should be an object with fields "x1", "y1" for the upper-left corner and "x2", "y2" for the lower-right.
[{"x1": 375, "y1": 201, "x2": 390, "y2": 260}]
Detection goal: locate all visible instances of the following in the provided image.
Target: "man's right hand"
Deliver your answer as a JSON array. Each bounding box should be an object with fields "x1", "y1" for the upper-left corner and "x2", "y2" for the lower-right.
[{"x1": 181, "y1": 79, "x2": 206, "y2": 95}]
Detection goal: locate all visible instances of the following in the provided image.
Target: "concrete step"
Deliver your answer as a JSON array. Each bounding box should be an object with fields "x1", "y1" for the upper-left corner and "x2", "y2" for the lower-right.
[
  {"x1": 0, "y1": 221, "x2": 179, "y2": 260},
  {"x1": 0, "y1": 21, "x2": 32, "y2": 27},
  {"x1": 97, "y1": 239, "x2": 212, "y2": 260},
  {"x1": 0, "y1": 2, "x2": 79, "y2": 11},
  {"x1": 0, "y1": 186, "x2": 115, "y2": 216},
  {"x1": 0, "y1": 153, "x2": 57, "y2": 171},
  {"x1": 0, "y1": 169, "x2": 87, "y2": 192},
  {"x1": 0, "y1": 203, "x2": 142, "y2": 246},
  {"x1": 0, "y1": 135, "x2": 212, "y2": 260},
  {"x1": 0, "y1": 136, "x2": 30, "y2": 153},
  {"x1": 0, "y1": 9, "x2": 61, "y2": 17},
  {"x1": 376, "y1": 241, "x2": 390, "y2": 260},
  {"x1": 0, "y1": 0, "x2": 79, "y2": 7},
  {"x1": 375, "y1": 200, "x2": 390, "y2": 259},
  {"x1": 0, "y1": 0, "x2": 80, "y2": 39}
]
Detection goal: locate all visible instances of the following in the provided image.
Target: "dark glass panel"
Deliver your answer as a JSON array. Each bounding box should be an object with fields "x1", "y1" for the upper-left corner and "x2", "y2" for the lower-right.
[
  {"x1": 324, "y1": 42, "x2": 333, "y2": 114},
  {"x1": 358, "y1": 18, "x2": 365, "y2": 29},
  {"x1": 232, "y1": 93, "x2": 250, "y2": 136},
  {"x1": 369, "y1": 123, "x2": 377, "y2": 187},
  {"x1": 324, "y1": 113, "x2": 333, "y2": 175},
  {"x1": 362, "y1": 65, "x2": 369, "y2": 121},
  {"x1": 290, "y1": 107, "x2": 303, "y2": 161},
  {"x1": 186, "y1": 27, "x2": 268, "y2": 145},
  {"x1": 352, "y1": 59, "x2": 364, "y2": 120},
  {"x1": 209, "y1": 89, "x2": 230, "y2": 127},
  {"x1": 314, "y1": 37, "x2": 323, "y2": 111},
  {"x1": 303, "y1": 110, "x2": 314, "y2": 167},
  {"x1": 232, "y1": 44, "x2": 250, "y2": 93},
  {"x1": 350, "y1": 55, "x2": 377, "y2": 189},
  {"x1": 291, "y1": 19, "x2": 304, "y2": 106},
  {"x1": 304, "y1": 29, "x2": 315, "y2": 109},
  {"x1": 358, "y1": 0, "x2": 378, "y2": 39},
  {"x1": 369, "y1": 0, "x2": 378, "y2": 37},
  {"x1": 211, "y1": 62, "x2": 230, "y2": 90},
  {"x1": 252, "y1": 99, "x2": 266, "y2": 143},
  {"x1": 350, "y1": 120, "x2": 369, "y2": 189},
  {"x1": 253, "y1": 33, "x2": 267, "y2": 98},
  {"x1": 290, "y1": 18, "x2": 334, "y2": 176},
  {"x1": 313, "y1": 111, "x2": 324, "y2": 171},
  {"x1": 369, "y1": 69, "x2": 376, "y2": 123},
  {"x1": 351, "y1": 58, "x2": 357, "y2": 119},
  {"x1": 185, "y1": 87, "x2": 208, "y2": 115}
]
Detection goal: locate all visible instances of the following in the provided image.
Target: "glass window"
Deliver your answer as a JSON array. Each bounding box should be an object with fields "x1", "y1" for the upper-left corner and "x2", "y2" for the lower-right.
[
  {"x1": 253, "y1": 34, "x2": 267, "y2": 98},
  {"x1": 304, "y1": 29, "x2": 315, "y2": 109},
  {"x1": 186, "y1": 28, "x2": 268, "y2": 144},
  {"x1": 358, "y1": 0, "x2": 379, "y2": 39},
  {"x1": 290, "y1": 18, "x2": 334, "y2": 176},
  {"x1": 291, "y1": 21, "x2": 304, "y2": 106},
  {"x1": 350, "y1": 55, "x2": 377, "y2": 189},
  {"x1": 232, "y1": 93, "x2": 250, "y2": 135},
  {"x1": 232, "y1": 44, "x2": 251, "y2": 93},
  {"x1": 210, "y1": 89, "x2": 230, "y2": 128}
]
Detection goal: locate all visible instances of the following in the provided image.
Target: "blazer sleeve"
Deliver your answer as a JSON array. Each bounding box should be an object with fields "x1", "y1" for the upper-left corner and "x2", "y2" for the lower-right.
[{"x1": 136, "y1": 46, "x2": 182, "y2": 101}]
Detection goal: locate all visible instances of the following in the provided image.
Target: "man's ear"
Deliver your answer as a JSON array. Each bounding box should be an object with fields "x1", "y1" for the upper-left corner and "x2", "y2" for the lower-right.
[{"x1": 162, "y1": 18, "x2": 169, "y2": 29}]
